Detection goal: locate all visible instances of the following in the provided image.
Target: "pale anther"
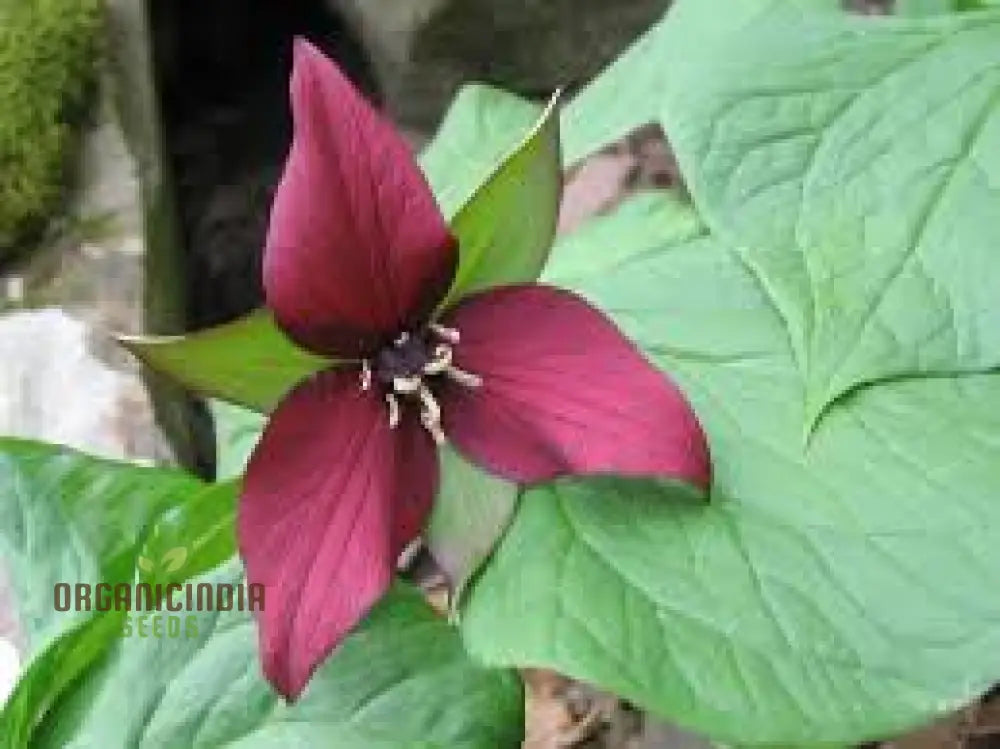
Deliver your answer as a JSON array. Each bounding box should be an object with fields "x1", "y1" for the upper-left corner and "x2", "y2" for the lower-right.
[
  {"x1": 420, "y1": 410, "x2": 447, "y2": 445},
  {"x1": 429, "y1": 323, "x2": 461, "y2": 344},
  {"x1": 422, "y1": 343, "x2": 453, "y2": 375},
  {"x1": 385, "y1": 393, "x2": 401, "y2": 429},
  {"x1": 393, "y1": 374, "x2": 422, "y2": 394},
  {"x1": 445, "y1": 365, "x2": 482, "y2": 388},
  {"x1": 367, "y1": 325, "x2": 482, "y2": 443},
  {"x1": 417, "y1": 384, "x2": 441, "y2": 423},
  {"x1": 360, "y1": 360, "x2": 372, "y2": 391}
]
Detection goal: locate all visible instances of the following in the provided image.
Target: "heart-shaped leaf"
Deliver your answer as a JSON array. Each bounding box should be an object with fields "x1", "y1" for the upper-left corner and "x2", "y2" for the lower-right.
[
  {"x1": 659, "y1": 7, "x2": 1000, "y2": 428},
  {"x1": 896, "y1": 0, "x2": 958, "y2": 14},
  {"x1": 899, "y1": 0, "x2": 999, "y2": 11},
  {"x1": 462, "y1": 193, "x2": 1000, "y2": 745},
  {"x1": 560, "y1": 0, "x2": 847, "y2": 166},
  {"x1": 542, "y1": 190, "x2": 705, "y2": 286},
  {"x1": 119, "y1": 310, "x2": 330, "y2": 414},
  {"x1": 25, "y1": 563, "x2": 524, "y2": 749}
]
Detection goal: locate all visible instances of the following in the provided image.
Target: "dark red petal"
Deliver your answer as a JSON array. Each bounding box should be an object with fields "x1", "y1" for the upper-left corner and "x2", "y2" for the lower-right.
[
  {"x1": 264, "y1": 39, "x2": 456, "y2": 357},
  {"x1": 440, "y1": 285, "x2": 710, "y2": 489},
  {"x1": 239, "y1": 368, "x2": 438, "y2": 699}
]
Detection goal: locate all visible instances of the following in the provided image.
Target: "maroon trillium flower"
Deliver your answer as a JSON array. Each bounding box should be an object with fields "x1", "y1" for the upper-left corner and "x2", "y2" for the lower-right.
[{"x1": 240, "y1": 39, "x2": 711, "y2": 700}]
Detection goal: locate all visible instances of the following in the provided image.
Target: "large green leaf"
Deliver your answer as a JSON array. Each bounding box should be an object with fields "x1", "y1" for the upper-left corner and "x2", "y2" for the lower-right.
[
  {"x1": 0, "y1": 440, "x2": 209, "y2": 656},
  {"x1": 543, "y1": 190, "x2": 705, "y2": 285},
  {"x1": 420, "y1": 84, "x2": 544, "y2": 221},
  {"x1": 658, "y1": 8, "x2": 1000, "y2": 428},
  {"x1": 119, "y1": 310, "x2": 329, "y2": 414},
  {"x1": 137, "y1": 481, "x2": 238, "y2": 587},
  {"x1": 0, "y1": 441, "x2": 239, "y2": 746},
  {"x1": 27, "y1": 564, "x2": 524, "y2": 749},
  {"x1": 0, "y1": 614, "x2": 120, "y2": 749},
  {"x1": 437, "y1": 92, "x2": 562, "y2": 308},
  {"x1": 895, "y1": 0, "x2": 957, "y2": 14},
  {"x1": 462, "y1": 199, "x2": 1000, "y2": 744},
  {"x1": 897, "y1": 0, "x2": 1000, "y2": 12},
  {"x1": 0, "y1": 441, "x2": 522, "y2": 747},
  {"x1": 560, "y1": 0, "x2": 847, "y2": 166}
]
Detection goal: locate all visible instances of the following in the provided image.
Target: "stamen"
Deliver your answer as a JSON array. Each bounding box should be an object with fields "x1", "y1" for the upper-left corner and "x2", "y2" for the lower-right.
[
  {"x1": 422, "y1": 343, "x2": 453, "y2": 375},
  {"x1": 429, "y1": 323, "x2": 461, "y2": 344},
  {"x1": 360, "y1": 360, "x2": 372, "y2": 391},
  {"x1": 385, "y1": 393, "x2": 401, "y2": 429},
  {"x1": 372, "y1": 324, "x2": 481, "y2": 443},
  {"x1": 420, "y1": 410, "x2": 447, "y2": 445},
  {"x1": 417, "y1": 384, "x2": 441, "y2": 423},
  {"x1": 445, "y1": 365, "x2": 483, "y2": 388},
  {"x1": 393, "y1": 374, "x2": 422, "y2": 394}
]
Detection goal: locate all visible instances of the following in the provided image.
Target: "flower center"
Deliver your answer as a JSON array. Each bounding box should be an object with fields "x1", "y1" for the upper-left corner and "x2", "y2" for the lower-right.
[{"x1": 360, "y1": 323, "x2": 481, "y2": 444}]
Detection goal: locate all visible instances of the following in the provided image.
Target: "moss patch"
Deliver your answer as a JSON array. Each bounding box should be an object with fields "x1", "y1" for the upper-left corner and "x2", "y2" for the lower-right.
[{"x1": 0, "y1": 0, "x2": 101, "y2": 258}]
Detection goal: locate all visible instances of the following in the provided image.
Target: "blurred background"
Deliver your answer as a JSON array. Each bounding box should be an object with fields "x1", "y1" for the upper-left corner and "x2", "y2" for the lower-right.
[{"x1": 2, "y1": 0, "x2": 999, "y2": 746}]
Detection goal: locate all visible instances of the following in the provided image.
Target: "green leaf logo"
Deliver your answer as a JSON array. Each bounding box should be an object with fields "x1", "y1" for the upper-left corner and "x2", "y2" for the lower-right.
[{"x1": 137, "y1": 546, "x2": 189, "y2": 575}]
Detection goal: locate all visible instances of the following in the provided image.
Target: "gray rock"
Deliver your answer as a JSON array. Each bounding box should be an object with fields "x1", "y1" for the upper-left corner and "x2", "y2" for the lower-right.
[{"x1": 0, "y1": 309, "x2": 163, "y2": 459}]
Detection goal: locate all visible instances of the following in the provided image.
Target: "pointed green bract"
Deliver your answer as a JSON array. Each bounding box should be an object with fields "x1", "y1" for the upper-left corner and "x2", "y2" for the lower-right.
[
  {"x1": 436, "y1": 92, "x2": 563, "y2": 308},
  {"x1": 461, "y1": 199, "x2": 1000, "y2": 744},
  {"x1": 123, "y1": 85, "x2": 560, "y2": 412},
  {"x1": 426, "y1": 447, "x2": 520, "y2": 604},
  {"x1": 119, "y1": 310, "x2": 330, "y2": 414},
  {"x1": 420, "y1": 84, "x2": 545, "y2": 221}
]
